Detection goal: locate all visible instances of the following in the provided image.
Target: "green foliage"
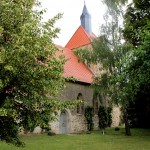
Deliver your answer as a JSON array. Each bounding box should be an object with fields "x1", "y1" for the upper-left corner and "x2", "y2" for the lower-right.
[
  {"x1": 75, "y1": 35, "x2": 115, "y2": 72},
  {"x1": 123, "y1": 0, "x2": 150, "y2": 46},
  {"x1": 127, "y1": 88, "x2": 150, "y2": 128},
  {"x1": 98, "y1": 106, "x2": 112, "y2": 130},
  {"x1": 112, "y1": 25, "x2": 150, "y2": 105},
  {"x1": 114, "y1": 127, "x2": 120, "y2": 131},
  {"x1": 98, "y1": 106, "x2": 108, "y2": 130},
  {"x1": 84, "y1": 106, "x2": 94, "y2": 131},
  {"x1": 107, "y1": 107, "x2": 112, "y2": 127},
  {"x1": 76, "y1": 0, "x2": 150, "y2": 135},
  {"x1": 114, "y1": 27, "x2": 150, "y2": 129},
  {"x1": 47, "y1": 131, "x2": 56, "y2": 136},
  {"x1": 75, "y1": 0, "x2": 124, "y2": 108},
  {"x1": 0, "y1": 116, "x2": 24, "y2": 147},
  {"x1": 75, "y1": 37, "x2": 115, "y2": 108},
  {"x1": 101, "y1": 0, "x2": 150, "y2": 134},
  {"x1": 65, "y1": 76, "x2": 77, "y2": 82},
  {"x1": 121, "y1": 2, "x2": 150, "y2": 130},
  {"x1": 0, "y1": 0, "x2": 76, "y2": 146}
]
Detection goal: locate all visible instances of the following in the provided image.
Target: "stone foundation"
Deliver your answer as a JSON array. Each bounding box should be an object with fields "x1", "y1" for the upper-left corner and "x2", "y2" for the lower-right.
[
  {"x1": 19, "y1": 105, "x2": 121, "y2": 135},
  {"x1": 50, "y1": 105, "x2": 121, "y2": 133}
]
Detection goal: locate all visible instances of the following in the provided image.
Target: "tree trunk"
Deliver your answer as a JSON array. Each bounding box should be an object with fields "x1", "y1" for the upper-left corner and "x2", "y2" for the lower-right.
[{"x1": 123, "y1": 112, "x2": 131, "y2": 136}]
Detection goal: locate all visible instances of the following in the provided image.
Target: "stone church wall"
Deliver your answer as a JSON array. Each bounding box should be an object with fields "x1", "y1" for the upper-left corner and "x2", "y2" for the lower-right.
[
  {"x1": 111, "y1": 105, "x2": 121, "y2": 127},
  {"x1": 49, "y1": 82, "x2": 121, "y2": 134},
  {"x1": 32, "y1": 82, "x2": 121, "y2": 134},
  {"x1": 58, "y1": 82, "x2": 94, "y2": 104},
  {"x1": 49, "y1": 110, "x2": 100, "y2": 134},
  {"x1": 49, "y1": 82, "x2": 99, "y2": 133}
]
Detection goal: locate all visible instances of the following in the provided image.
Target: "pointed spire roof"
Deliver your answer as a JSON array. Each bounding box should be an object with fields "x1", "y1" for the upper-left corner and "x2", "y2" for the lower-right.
[
  {"x1": 80, "y1": 2, "x2": 92, "y2": 35},
  {"x1": 81, "y1": 2, "x2": 90, "y2": 16},
  {"x1": 65, "y1": 1, "x2": 97, "y2": 50}
]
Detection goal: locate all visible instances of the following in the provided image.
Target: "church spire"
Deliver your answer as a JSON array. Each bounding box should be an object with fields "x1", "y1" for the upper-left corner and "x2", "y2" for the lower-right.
[{"x1": 80, "y1": 1, "x2": 92, "y2": 35}]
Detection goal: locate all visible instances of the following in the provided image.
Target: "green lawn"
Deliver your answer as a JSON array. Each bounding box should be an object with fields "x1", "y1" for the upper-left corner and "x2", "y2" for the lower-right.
[{"x1": 0, "y1": 128, "x2": 150, "y2": 150}]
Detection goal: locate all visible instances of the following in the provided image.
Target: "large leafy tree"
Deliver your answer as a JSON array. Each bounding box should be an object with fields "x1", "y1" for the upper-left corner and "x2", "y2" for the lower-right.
[
  {"x1": 123, "y1": 0, "x2": 150, "y2": 46},
  {"x1": 75, "y1": 0, "x2": 122, "y2": 107},
  {"x1": 102, "y1": 0, "x2": 150, "y2": 133},
  {"x1": 0, "y1": 0, "x2": 69, "y2": 146},
  {"x1": 111, "y1": 0, "x2": 150, "y2": 131},
  {"x1": 76, "y1": 0, "x2": 150, "y2": 135}
]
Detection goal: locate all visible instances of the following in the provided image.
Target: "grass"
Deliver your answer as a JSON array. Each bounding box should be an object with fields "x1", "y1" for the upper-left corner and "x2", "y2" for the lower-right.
[{"x1": 0, "y1": 128, "x2": 150, "y2": 150}]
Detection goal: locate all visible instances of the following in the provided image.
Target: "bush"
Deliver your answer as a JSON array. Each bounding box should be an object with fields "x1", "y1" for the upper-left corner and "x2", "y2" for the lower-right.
[
  {"x1": 0, "y1": 116, "x2": 24, "y2": 147},
  {"x1": 107, "y1": 107, "x2": 112, "y2": 127},
  {"x1": 85, "y1": 106, "x2": 94, "y2": 131},
  {"x1": 47, "y1": 131, "x2": 56, "y2": 136},
  {"x1": 98, "y1": 106, "x2": 108, "y2": 130},
  {"x1": 114, "y1": 127, "x2": 120, "y2": 131}
]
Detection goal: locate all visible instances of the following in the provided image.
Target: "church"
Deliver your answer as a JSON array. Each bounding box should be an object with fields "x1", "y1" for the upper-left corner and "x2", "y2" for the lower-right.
[{"x1": 35, "y1": 3, "x2": 121, "y2": 134}]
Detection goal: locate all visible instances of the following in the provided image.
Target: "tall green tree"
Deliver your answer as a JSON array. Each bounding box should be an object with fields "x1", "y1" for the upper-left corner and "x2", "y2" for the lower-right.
[
  {"x1": 78, "y1": 0, "x2": 150, "y2": 135},
  {"x1": 75, "y1": 0, "x2": 133, "y2": 135},
  {"x1": 98, "y1": 106, "x2": 107, "y2": 135},
  {"x1": 100, "y1": 0, "x2": 150, "y2": 134},
  {"x1": 115, "y1": 25, "x2": 150, "y2": 129},
  {"x1": 0, "y1": 0, "x2": 74, "y2": 146},
  {"x1": 123, "y1": 0, "x2": 150, "y2": 46},
  {"x1": 119, "y1": 0, "x2": 150, "y2": 127}
]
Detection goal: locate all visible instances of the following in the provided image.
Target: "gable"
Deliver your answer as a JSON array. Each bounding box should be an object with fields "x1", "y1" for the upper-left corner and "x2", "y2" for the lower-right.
[{"x1": 65, "y1": 26, "x2": 92, "y2": 50}]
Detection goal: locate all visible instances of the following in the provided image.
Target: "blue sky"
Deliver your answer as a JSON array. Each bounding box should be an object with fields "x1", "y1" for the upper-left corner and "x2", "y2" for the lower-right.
[{"x1": 39, "y1": 0, "x2": 106, "y2": 46}]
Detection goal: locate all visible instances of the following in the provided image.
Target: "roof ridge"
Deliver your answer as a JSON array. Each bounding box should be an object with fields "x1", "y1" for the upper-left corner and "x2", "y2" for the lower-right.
[{"x1": 80, "y1": 25, "x2": 91, "y2": 39}]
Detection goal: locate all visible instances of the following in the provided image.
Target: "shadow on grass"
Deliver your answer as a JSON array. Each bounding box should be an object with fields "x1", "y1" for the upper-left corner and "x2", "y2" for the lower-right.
[{"x1": 74, "y1": 127, "x2": 150, "y2": 137}]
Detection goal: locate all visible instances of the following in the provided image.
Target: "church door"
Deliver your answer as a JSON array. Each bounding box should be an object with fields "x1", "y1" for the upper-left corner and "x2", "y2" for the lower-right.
[{"x1": 59, "y1": 110, "x2": 70, "y2": 133}]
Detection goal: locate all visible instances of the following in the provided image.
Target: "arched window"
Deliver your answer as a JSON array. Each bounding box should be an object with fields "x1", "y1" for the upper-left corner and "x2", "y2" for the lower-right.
[{"x1": 77, "y1": 93, "x2": 84, "y2": 114}]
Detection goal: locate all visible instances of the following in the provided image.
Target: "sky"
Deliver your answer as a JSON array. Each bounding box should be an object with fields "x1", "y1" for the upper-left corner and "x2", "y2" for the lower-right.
[{"x1": 39, "y1": 0, "x2": 106, "y2": 47}]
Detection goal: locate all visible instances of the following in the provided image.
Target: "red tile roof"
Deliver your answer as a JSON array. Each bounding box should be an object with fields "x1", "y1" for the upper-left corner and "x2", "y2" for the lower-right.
[
  {"x1": 57, "y1": 46, "x2": 93, "y2": 84},
  {"x1": 65, "y1": 26, "x2": 96, "y2": 50}
]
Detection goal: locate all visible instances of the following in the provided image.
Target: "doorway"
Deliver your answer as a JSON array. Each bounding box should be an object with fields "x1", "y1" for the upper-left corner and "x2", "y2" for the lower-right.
[{"x1": 59, "y1": 110, "x2": 70, "y2": 133}]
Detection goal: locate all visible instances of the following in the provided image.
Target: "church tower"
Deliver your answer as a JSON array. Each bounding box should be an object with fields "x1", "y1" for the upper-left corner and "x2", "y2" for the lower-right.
[
  {"x1": 80, "y1": 2, "x2": 92, "y2": 35},
  {"x1": 65, "y1": 1, "x2": 96, "y2": 49}
]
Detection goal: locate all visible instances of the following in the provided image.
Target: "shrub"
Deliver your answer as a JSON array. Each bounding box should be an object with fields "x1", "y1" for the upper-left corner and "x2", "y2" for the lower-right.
[{"x1": 85, "y1": 106, "x2": 94, "y2": 131}]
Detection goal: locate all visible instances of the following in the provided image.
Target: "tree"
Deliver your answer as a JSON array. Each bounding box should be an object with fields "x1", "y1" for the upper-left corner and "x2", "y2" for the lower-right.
[
  {"x1": 75, "y1": 0, "x2": 133, "y2": 135},
  {"x1": 114, "y1": 0, "x2": 150, "y2": 129},
  {"x1": 107, "y1": 106, "x2": 112, "y2": 127},
  {"x1": 80, "y1": 0, "x2": 150, "y2": 135},
  {"x1": 123, "y1": 0, "x2": 150, "y2": 46},
  {"x1": 99, "y1": 0, "x2": 150, "y2": 134},
  {"x1": 115, "y1": 27, "x2": 150, "y2": 129},
  {"x1": 0, "y1": 0, "x2": 74, "y2": 146},
  {"x1": 85, "y1": 106, "x2": 94, "y2": 132},
  {"x1": 98, "y1": 106, "x2": 108, "y2": 135}
]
